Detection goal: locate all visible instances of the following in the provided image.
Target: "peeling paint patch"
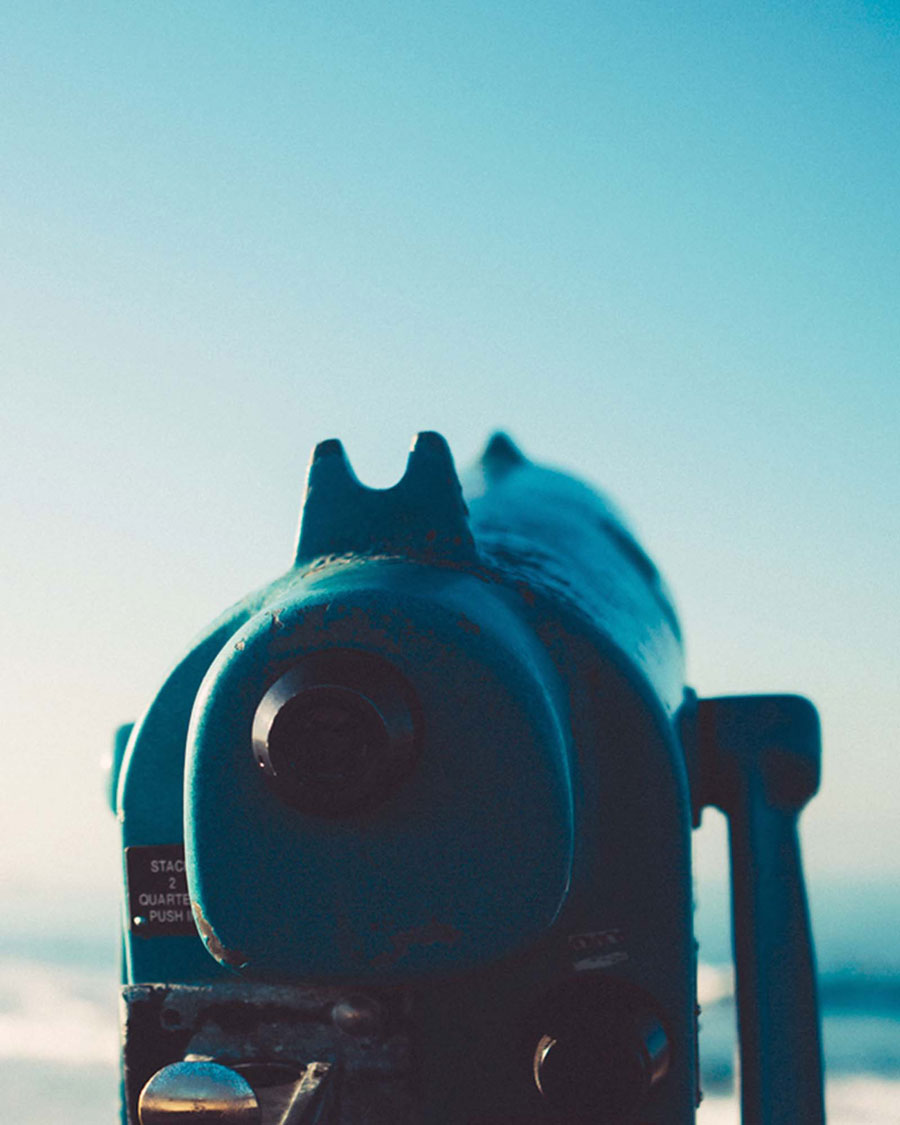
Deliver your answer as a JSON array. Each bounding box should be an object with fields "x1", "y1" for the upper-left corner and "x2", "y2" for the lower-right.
[
  {"x1": 516, "y1": 581, "x2": 537, "y2": 606},
  {"x1": 192, "y1": 901, "x2": 250, "y2": 970}
]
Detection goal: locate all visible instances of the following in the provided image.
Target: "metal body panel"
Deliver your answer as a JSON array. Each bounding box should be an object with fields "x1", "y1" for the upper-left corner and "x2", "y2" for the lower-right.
[
  {"x1": 186, "y1": 563, "x2": 575, "y2": 979},
  {"x1": 463, "y1": 455, "x2": 683, "y2": 715}
]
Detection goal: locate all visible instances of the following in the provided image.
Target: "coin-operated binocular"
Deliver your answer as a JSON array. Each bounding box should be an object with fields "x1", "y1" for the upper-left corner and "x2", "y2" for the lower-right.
[{"x1": 111, "y1": 432, "x2": 825, "y2": 1124}]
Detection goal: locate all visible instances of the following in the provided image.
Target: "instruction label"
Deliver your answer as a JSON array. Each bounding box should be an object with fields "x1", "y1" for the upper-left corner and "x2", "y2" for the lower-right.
[{"x1": 125, "y1": 844, "x2": 196, "y2": 937}]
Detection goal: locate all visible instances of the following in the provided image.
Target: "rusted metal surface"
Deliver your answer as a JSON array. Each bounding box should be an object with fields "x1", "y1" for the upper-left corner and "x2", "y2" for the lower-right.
[{"x1": 122, "y1": 982, "x2": 414, "y2": 1125}]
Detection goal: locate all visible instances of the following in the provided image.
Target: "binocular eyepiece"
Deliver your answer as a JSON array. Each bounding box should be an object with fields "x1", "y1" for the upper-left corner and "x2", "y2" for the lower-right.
[{"x1": 251, "y1": 651, "x2": 421, "y2": 817}]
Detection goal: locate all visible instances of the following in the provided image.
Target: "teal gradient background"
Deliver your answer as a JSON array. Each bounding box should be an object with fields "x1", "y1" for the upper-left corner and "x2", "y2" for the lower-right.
[{"x1": 1, "y1": 2, "x2": 897, "y2": 932}]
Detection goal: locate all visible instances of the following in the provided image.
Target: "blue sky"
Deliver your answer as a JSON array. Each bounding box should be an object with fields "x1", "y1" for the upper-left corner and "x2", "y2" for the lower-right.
[{"x1": 1, "y1": 2, "x2": 898, "y2": 909}]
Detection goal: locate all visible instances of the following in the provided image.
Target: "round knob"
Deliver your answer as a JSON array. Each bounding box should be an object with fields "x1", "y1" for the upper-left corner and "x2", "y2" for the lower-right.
[
  {"x1": 138, "y1": 1061, "x2": 260, "y2": 1124},
  {"x1": 529, "y1": 981, "x2": 670, "y2": 1123},
  {"x1": 252, "y1": 651, "x2": 420, "y2": 816}
]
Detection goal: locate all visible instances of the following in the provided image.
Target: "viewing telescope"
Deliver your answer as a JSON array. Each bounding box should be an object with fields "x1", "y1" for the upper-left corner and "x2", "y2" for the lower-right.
[{"x1": 110, "y1": 431, "x2": 825, "y2": 1124}]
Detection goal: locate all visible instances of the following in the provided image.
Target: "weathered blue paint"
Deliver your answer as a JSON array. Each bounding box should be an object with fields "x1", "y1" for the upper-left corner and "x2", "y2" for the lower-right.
[
  {"x1": 116, "y1": 430, "x2": 823, "y2": 1124},
  {"x1": 188, "y1": 563, "x2": 574, "y2": 976}
]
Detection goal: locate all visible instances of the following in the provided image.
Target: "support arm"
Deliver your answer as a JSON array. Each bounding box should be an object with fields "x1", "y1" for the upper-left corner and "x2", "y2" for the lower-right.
[{"x1": 696, "y1": 695, "x2": 825, "y2": 1125}]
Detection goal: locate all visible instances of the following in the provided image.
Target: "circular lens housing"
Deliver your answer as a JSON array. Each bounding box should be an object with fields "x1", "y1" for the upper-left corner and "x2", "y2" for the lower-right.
[
  {"x1": 252, "y1": 651, "x2": 421, "y2": 816},
  {"x1": 528, "y1": 977, "x2": 671, "y2": 1123}
]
